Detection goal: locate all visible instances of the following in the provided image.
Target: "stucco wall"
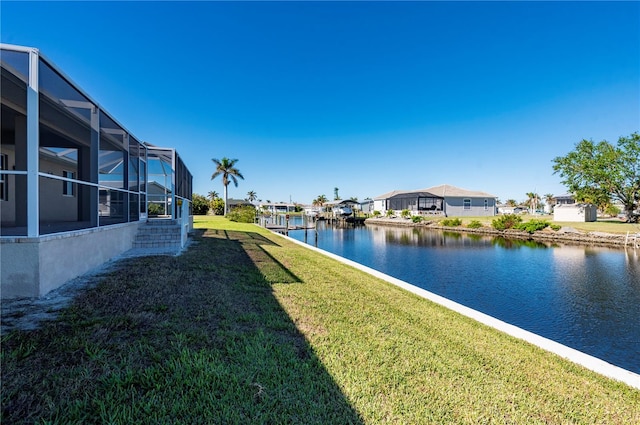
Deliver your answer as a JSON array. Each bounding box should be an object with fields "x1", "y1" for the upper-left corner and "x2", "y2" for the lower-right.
[
  {"x1": 0, "y1": 240, "x2": 40, "y2": 297},
  {"x1": 445, "y1": 197, "x2": 495, "y2": 217},
  {"x1": 1, "y1": 221, "x2": 140, "y2": 298},
  {"x1": 554, "y1": 204, "x2": 597, "y2": 222}
]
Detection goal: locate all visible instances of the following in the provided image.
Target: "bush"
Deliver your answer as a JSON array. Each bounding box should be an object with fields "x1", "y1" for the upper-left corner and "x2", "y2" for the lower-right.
[
  {"x1": 191, "y1": 193, "x2": 210, "y2": 215},
  {"x1": 440, "y1": 218, "x2": 462, "y2": 227},
  {"x1": 467, "y1": 220, "x2": 482, "y2": 229},
  {"x1": 227, "y1": 205, "x2": 257, "y2": 223},
  {"x1": 210, "y1": 198, "x2": 225, "y2": 215},
  {"x1": 604, "y1": 204, "x2": 621, "y2": 217},
  {"x1": 411, "y1": 216, "x2": 423, "y2": 223},
  {"x1": 550, "y1": 224, "x2": 561, "y2": 231},
  {"x1": 492, "y1": 214, "x2": 522, "y2": 230},
  {"x1": 514, "y1": 219, "x2": 550, "y2": 234},
  {"x1": 372, "y1": 210, "x2": 381, "y2": 217},
  {"x1": 401, "y1": 209, "x2": 411, "y2": 219},
  {"x1": 147, "y1": 203, "x2": 163, "y2": 216},
  {"x1": 386, "y1": 209, "x2": 395, "y2": 217}
]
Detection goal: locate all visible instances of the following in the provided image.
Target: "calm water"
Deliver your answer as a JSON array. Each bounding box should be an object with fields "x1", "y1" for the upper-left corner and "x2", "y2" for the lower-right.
[{"x1": 288, "y1": 220, "x2": 640, "y2": 374}]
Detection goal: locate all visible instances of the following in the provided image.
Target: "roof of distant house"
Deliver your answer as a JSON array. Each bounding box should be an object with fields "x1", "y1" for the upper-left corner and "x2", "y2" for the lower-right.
[{"x1": 375, "y1": 184, "x2": 496, "y2": 200}]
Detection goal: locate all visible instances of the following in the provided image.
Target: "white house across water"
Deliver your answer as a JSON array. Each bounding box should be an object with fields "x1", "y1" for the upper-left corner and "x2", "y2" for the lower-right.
[
  {"x1": 0, "y1": 44, "x2": 193, "y2": 299},
  {"x1": 374, "y1": 184, "x2": 497, "y2": 217}
]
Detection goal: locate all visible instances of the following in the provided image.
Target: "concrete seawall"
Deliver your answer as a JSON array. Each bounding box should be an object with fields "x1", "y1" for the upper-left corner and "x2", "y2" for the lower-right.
[{"x1": 364, "y1": 217, "x2": 635, "y2": 248}]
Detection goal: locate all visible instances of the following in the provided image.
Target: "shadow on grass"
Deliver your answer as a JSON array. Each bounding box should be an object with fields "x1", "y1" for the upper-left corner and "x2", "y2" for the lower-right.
[
  {"x1": 1, "y1": 229, "x2": 363, "y2": 424},
  {"x1": 203, "y1": 228, "x2": 302, "y2": 284}
]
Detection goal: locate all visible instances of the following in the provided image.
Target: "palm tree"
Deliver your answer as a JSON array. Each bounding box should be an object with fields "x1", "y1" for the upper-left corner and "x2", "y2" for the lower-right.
[
  {"x1": 525, "y1": 192, "x2": 540, "y2": 214},
  {"x1": 333, "y1": 187, "x2": 341, "y2": 200},
  {"x1": 313, "y1": 194, "x2": 328, "y2": 207},
  {"x1": 246, "y1": 190, "x2": 257, "y2": 203},
  {"x1": 211, "y1": 157, "x2": 244, "y2": 215},
  {"x1": 544, "y1": 193, "x2": 554, "y2": 212},
  {"x1": 506, "y1": 199, "x2": 517, "y2": 207},
  {"x1": 207, "y1": 191, "x2": 219, "y2": 201}
]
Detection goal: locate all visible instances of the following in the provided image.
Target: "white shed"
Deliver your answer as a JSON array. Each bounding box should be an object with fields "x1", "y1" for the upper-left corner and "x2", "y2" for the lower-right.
[{"x1": 553, "y1": 204, "x2": 597, "y2": 222}]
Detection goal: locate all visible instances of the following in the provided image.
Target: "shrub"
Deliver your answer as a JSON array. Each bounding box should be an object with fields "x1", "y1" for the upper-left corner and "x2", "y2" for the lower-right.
[
  {"x1": 440, "y1": 218, "x2": 462, "y2": 227},
  {"x1": 467, "y1": 220, "x2": 482, "y2": 229},
  {"x1": 550, "y1": 224, "x2": 561, "y2": 231},
  {"x1": 210, "y1": 198, "x2": 225, "y2": 215},
  {"x1": 411, "y1": 216, "x2": 423, "y2": 223},
  {"x1": 227, "y1": 205, "x2": 257, "y2": 223},
  {"x1": 191, "y1": 193, "x2": 210, "y2": 215},
  {"x1": 401, "y1": 209, "x2": 411, "y2": 219},
  {"x1": 147, "y1": 203, "x2": 163, "y2": 216},
  {"x1": 492, "y1": 214, "x2": 522, "y2": 230},
  {"x1": 372, "y1": 210, "x2": 381, "y2": 217},
  {"x1": 604, "y1": 204, "x2": 621, "y2": 217},
  {"x1": 386, "y1": 209, "x2": 395, "y2": 217},
  {"x1": 514, "y1": 219, "x2": 550, "y2": 234}
]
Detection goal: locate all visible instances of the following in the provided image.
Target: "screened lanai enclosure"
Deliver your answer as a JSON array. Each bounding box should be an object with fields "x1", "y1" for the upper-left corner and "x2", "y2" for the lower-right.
[
  {"x1": 383, "y1": 192, "x2": 444, "y2": 213},
  {"x1": 0, "y1": 44, "x2": 192, "y2": 298},
  {"x1": 0, "y1": 44, "x2": 192, "y2": 236}
]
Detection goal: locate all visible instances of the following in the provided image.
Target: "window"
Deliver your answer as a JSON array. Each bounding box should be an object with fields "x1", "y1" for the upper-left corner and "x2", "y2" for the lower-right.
[
  {"x1": 484, "y1": 199, "x2": 488, "y2": 210},
  {"x1": 62, "y1": 170, "x2": 75, "y2": 196},
  {"x1": 0, "y1": 153, "x2": 7, "y2": 201},
  {"x1": 463, "y1": 199, "x2": 471, "y2": 210}
]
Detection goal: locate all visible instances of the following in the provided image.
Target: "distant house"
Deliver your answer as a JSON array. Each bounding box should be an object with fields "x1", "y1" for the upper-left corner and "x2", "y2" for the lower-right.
[
  {"x1": 359, "y1": 199, "x2": 375, "y2": 214},
  {"x1": 325, "y1": 199, "x2": 358, "y2": 217},
  {"x1": 374, "y1": 184, "x2": 497, "y2": 217},
  {"x1": 497, "y1": 205, "x2": 526, "y2": 215},
  {"x1": 227, "y1": 198, "x2": 255, "y2": 210},
  {"x1": 553, "y1": 194, "x2": 576, "y2": 206},
  {"x1": 553, "y1": 204, "x2": 597, "y2": 222},
  {"x1": 259, "y1": 203, "x2": 297, "y2": 214}
]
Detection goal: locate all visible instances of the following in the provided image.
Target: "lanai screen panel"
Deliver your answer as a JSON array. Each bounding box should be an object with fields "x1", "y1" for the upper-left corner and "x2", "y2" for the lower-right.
[
  {"x1": 38, "y1": 56, "x2": 99, "y2": 234},
  {"x1": 98, "y1": 110, "x2": 128, "y2": 225},
  {"x1": 0, "y1": 48, "x2": 29, "y2": 235},
  {"x1": 147, "y1": 147, "x2": 172, "y2": 216}
]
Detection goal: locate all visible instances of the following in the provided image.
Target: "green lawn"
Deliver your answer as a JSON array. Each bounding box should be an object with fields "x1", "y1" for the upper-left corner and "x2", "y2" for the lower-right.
[{"x1": 2, "y1": 216, "x2": 638, "y2": 424}]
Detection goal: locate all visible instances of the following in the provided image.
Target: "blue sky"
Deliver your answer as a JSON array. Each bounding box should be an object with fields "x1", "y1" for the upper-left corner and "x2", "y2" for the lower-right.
[{"x1": 2, "y1": 1, "x2": 638, "y2": 204}]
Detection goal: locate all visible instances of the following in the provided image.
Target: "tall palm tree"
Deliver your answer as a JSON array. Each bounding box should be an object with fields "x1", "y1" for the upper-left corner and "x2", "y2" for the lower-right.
[
  {"x1": 313, "y1": 194, "x2": 328, "y2": 207},
  {"x1": 334, "y1": 187, "x2": 341, "y2": 201},
  {"x1": 207, "y1": 191, "x2": 219, "y2": 201},
  {"x1": 247, "y1": 190, "x2": 257, "y2": 203},
  {"x1": 211, "y1": 157, "x2": 244, "y2": 215},
  {"x1": 526, "y1": 192, "x2": 540, "y2": 213},
  {"x1": 544, "y1": 193, "x2": 554, "y2": 212}
]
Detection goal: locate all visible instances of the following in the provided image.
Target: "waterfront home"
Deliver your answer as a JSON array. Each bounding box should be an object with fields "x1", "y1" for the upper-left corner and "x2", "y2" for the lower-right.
[
  {"x1": 359, "y1": 199, "x2": 374, "y2": 214},
  {"x1": 226, "y1": 198, "x2": 255, "y2": 210},
  {"x1": 553, "y1": 194, "x2": 576, "y2": 206},
  {"x1": 259, "y1": 202, "x2": 297, "y2": 214},
  {"x1": 0, "y1": 44, "x2": 193, "y2": 298},
  {"x1": 325, "y1": 200, "x2": 358, "y2": 217},
  {"x1": 374, "y1": 184, "x2": 497, "y2": 217}
]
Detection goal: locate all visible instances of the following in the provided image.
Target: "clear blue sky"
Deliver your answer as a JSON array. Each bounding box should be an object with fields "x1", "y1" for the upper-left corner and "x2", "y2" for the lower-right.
[{"x1": 2, "y1": 1, "x2": 638, "y2": 204}]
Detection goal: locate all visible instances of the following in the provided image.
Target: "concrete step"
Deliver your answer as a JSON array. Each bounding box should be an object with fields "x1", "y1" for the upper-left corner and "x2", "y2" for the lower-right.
[
  {"x1": 136, "y1": 228, "x2": 181, "y2": 235},
  {"x1": 134, "y1": 234, "x2": 181, "y2": 242},
  {"x1": 132, "y1": 240, "x2": 182, "y2": 249},
  {"x1": 146, "y1": 219, "x2": 177, "y2": 226}
]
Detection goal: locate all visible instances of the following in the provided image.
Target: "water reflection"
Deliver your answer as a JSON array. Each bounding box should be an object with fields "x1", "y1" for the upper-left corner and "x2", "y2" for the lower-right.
[{"x1": 288, "y1": 222, "x2": 640, "y2": 374}]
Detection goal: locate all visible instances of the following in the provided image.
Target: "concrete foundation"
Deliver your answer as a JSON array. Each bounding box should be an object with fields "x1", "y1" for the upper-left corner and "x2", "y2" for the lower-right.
[{"x1": 1, "y1": 221, "x2": 140, "y2": 298}]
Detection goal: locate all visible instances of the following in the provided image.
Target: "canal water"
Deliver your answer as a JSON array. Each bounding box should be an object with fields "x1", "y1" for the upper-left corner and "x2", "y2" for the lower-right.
[{"x1": 287, "y1": 220, "x2": 640, "y2": 374}]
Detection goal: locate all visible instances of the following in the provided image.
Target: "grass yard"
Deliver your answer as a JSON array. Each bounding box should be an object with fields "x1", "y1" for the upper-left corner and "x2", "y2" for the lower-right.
[{"x1": 2, "y1": 216, "x2": 639, "y2": 424}]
